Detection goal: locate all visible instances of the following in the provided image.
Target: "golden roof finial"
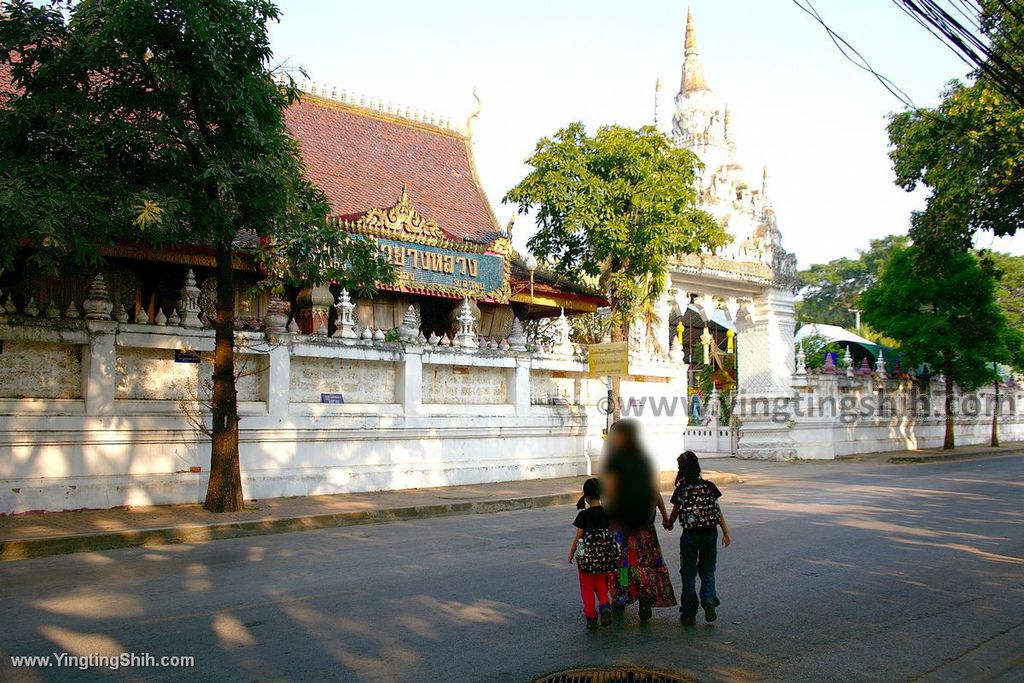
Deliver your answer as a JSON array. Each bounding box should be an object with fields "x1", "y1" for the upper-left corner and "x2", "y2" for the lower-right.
[
  {"x1": 680, "y1": 6, "x2": 709, "y2": 94},
  {"x1": 685, "y1": 7, "x2": 698, "y2": 55}
]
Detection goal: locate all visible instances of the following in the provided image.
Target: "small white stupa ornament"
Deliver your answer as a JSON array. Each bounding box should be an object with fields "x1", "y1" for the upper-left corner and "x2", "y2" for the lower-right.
[
  {"x1": 82, "y1": 274, "x2": 113, "y2": 320},
  {"x1": 508, "y1": 318, "x2": 527, "y2": 353},
  {"x1": 455, "y1": 297, "x2": 478, "y2": 349}
]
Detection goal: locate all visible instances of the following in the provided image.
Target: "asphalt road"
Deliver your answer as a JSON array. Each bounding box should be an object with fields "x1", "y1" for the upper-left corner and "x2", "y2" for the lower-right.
[{"x1": 0, "y1": 456, "x2": 1022, "y2": 683}]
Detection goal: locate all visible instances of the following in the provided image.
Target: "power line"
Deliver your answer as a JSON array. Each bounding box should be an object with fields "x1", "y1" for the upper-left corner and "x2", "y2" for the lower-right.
[
  {"x1": 895, "y1": 0, "x2": 1024, "y2": 108},
  {"x1": 791, "y1": 0, "x2": 921, "y2": 111}
]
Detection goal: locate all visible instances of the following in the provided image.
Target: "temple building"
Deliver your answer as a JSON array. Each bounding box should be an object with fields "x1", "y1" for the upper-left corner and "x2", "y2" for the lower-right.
[
  {"x1": 0, "y1": 62, "x2": 601, "y2": 341},
  {"x1": 0, "y1": 69, "x2": 682, "y2": 515},
  {"x1": 0, "y1": 14, "x2": 1019, "y2": 514},
  {"x1": 660, "y1": 8, "x2": 798, "y2": 278},
  {"x1": 651, "y1": 9, "x2": 801, "y2": 456}
]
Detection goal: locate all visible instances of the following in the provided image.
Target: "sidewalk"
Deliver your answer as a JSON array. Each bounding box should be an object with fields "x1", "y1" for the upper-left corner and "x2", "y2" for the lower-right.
[
  {"x1": 839, "y1": 441, "x2": 1024, "y2": 464},
  {"x1": 0, "y1": 470, "x2": 743, "y2": 561}
]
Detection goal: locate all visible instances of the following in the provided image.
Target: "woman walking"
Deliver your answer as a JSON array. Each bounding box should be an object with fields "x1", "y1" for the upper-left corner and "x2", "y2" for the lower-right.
[{"x1": 600, "y1": 419, "x2": 677, "y2": 621}]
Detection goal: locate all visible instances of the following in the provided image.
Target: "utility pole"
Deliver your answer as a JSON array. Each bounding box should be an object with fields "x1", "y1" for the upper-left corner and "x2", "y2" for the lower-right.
[{"x1": 848, "y1": 306, "x2": 862, "y2": 330}]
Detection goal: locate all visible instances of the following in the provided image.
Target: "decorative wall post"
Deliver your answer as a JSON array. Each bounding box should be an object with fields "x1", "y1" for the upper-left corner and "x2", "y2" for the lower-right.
[
  {"x1": 733, "y1": 287, "x2": 798, "y2": 460},
  {"x1": 399, "y1": 346, "x2": 424, "y2": 417},
  {"x1": 179, "y1": 269, "x2": 203, "y2": 329},
  {"x1": 264, "y1": 340, "x2": 291, "y2": 417},
  {"x1": 83, "y1": 319, "x2": 119, "y2": 415},
  {"x1": 332, "y1": 288, "x2": 358, "y2": 339},
  {"x1": 512, "y1": 356, "x2": 532, "y2": 415}
]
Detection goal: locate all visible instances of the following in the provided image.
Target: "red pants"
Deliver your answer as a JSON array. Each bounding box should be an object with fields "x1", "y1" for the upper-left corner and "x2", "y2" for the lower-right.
[{"x1": 578, "y1": 570, "x2": 611, "y2": 619}]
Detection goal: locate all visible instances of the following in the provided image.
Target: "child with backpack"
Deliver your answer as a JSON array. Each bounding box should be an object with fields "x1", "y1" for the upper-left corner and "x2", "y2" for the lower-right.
[
  {"x1": 568, "y1": 478, "x2": 618, "y2": 629},
  {"x1": 666, "y1": 451, "x2": 731, "y2": 625}
]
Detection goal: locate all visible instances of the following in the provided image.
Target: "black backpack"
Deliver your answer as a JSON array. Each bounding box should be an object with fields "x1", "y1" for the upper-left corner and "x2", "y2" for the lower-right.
[
  {"x1": 576, "y1": 529, "x2": 620, "y2": 573},
  {"x1": 675, "y1": 481, "x2": 720, "y2": 530}
]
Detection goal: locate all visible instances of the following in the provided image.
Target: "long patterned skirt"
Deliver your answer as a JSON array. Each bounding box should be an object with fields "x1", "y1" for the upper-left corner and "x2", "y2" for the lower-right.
[{"x1": 611, "y1": 524, "x2": 677, "y2": 608}]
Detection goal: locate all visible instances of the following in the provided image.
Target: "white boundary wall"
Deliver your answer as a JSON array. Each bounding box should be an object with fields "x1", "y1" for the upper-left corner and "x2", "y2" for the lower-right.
[
  {"x1": 734, "y1": 370, "x2": 1024, "y2": 460},
  {"x1": 0, "y1": 318, "x2": 689, "y2": 514}
]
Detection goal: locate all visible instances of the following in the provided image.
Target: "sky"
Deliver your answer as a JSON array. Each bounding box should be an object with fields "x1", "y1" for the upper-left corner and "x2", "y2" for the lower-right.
[{"x1": 268, "y1": 0, "x2": 1024, "y2": 268}]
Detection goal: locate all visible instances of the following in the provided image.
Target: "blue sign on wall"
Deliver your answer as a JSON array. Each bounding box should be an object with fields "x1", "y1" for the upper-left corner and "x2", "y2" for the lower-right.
[{"x1": 375, "y1": 238, "x2": 506, "y2": 298}]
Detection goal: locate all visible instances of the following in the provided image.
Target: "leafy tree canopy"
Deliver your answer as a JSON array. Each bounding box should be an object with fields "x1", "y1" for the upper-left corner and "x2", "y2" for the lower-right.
[
  {"x1": 887, "y1": 2, "x2": 1024, "y2": 254},
  {"x1": 982, "y1": 250, "x2": 1024, "y2": 330},
  {"x1": 504, "y1": 123, "x2": 726, "y2": 331},
  {"x1": 796, "y1": 234, "x2": 908, "y2": 326},
  {"x1": 0, "y1": 0, "x2": 393, "y2": 294},
  {"x1": 862, "y1": 246, "x2": 1022, "y2": 388}
]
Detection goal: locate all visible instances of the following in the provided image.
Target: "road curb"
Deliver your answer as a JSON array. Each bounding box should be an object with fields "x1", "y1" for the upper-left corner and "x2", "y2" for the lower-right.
[
  {"x1": 887, "y1": 448, "x2": 1024, "y2": 464},
  {"x1": 0, "y1": 492, "x2": 579, "y2": 562},
  {"x1": 0, "y1": 473, "x2": 743, "y2": 562}
]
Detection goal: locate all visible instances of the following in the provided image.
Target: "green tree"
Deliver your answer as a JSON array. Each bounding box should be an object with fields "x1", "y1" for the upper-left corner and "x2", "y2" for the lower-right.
[
  {"x1": 504, "y1": 123, "x2": 725, "y2": 417},
  {"x1": 861, "y1": 246, "x2": 1021, "y2": 449},
  {"x1": 983, "y1": 251, "x2": 1024, "y2": 329},
  {"x1": 887, "y1": 2, "x2": 1024, "y2": 255},
  {"x1": 0, "y1": 0, "x2": 394, "y2": 511},
  {"x1": 796, "y1": 234, "x2": 908, "y2": 326}
]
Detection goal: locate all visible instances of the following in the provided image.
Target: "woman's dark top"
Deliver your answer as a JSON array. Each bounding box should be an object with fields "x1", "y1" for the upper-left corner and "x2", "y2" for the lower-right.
[
  {"x1": 572, "y1": 505, "x2": 610, "y2": 532},
  {"x1": 603, "y1": 447, "x2": 656, "y2": 531}
]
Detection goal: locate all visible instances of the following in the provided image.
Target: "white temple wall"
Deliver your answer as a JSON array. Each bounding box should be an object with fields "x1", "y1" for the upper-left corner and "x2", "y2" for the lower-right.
[
  {"x1": 782, "y1": 373, "x2": 1024, "y2": 459},
  {"x1": 0, "y1": 318, "x2": 687, "y2": 514}
]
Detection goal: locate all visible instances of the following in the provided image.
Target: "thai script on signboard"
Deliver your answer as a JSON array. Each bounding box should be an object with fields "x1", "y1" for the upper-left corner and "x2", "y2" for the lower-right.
[{"x1": 375, "y1": 238, "x2": 505, "y2": 296}]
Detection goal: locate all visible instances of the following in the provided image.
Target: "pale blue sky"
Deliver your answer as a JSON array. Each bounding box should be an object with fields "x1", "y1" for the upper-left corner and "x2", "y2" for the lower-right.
[{"x1": 269, "y1": 0, "x2": 1023, "y2": 267}]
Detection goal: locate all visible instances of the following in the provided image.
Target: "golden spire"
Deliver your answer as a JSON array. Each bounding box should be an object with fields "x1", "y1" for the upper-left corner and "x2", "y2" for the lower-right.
[
  {"x1": 654, "y1": 78, "x2": 663, "y2": 127},
  {"x1": 680, "y1": 6, "x2": 709, "y2": 95},
  {"x1": 685, "y1": 7, "x2": 698, "y2": 55}
]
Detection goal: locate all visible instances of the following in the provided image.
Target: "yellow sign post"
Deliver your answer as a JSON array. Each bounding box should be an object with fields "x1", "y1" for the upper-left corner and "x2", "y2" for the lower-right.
[{"x1": 588, "y1": 342, "x2": 630, "y2": 377}]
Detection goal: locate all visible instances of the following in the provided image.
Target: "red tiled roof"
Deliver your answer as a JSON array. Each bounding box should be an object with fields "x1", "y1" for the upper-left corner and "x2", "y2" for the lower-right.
[
  {"x1": 0, "y1": 62, "x2": 15, "y2": 97},
  {"x1": 285, "y1": 95, "x2": 501, "y2": 245},
  {"x1": 1, "y1": 62, "x2": 503, "y2": 245}
]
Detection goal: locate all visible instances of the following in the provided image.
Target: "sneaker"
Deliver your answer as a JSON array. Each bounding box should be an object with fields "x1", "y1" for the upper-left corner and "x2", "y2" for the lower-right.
[
  {"x1": 586, "y1": 617, "x2": 599, "y2": 630},
  {"x1": 703, "y1": 603, "x2": 717, "y2": 622},
  {"x1": 680, "y1": 613, "x2": 696, "y2": 625},
  {"x1": 599, "y1": 608, "x2": 612, "y2": 627},
  {"x1": 638, "y1": 600, "x2": 653, "y2": 622}
]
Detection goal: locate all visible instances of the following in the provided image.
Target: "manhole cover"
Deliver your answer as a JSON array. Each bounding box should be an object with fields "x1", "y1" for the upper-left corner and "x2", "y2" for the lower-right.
[{"x1": 534, "y1": 668, "x2": 692, "y2": 683}]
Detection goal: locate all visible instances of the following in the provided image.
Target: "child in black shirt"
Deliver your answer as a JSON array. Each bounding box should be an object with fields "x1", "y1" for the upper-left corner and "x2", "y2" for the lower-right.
[
  {"x1": 569, "y1": 478, "x2": 613, "y2": 629},
  {"x1": 667, "y1": 451, "x2": 731, "y2": 625}
]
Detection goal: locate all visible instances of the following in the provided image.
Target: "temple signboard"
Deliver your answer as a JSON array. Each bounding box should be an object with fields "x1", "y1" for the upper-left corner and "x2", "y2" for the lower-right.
[
  {"x1": 375, "y1": 238, "x2": 506, "y2": 298},
  {"x1": 588, "y1": 342, "x2": 630, "y2": 377},
  {"x1": 339, "y1": 188, "x2": 512, "y2": 302}
]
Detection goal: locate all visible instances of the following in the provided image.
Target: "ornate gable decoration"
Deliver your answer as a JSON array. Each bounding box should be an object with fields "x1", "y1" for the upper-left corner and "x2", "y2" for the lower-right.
[
  {"x1": 361, "y1": 187, "x2": 447, "y2": 241},
  {"x1": 337, "y1": 188, "x2": 512, "y2": 303}
]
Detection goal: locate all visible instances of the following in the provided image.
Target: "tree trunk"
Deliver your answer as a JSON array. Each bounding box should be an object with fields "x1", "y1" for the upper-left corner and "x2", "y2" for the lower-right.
[
  {"x1": 204, "y1": 237, "x2": 243, "y2": 512},
  {"x1": 942, "y1": 352, "x2": 955, "y2": 450},
  {"x1": 991, "y1": 375, "x2": 1000, "y2": 448}
]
